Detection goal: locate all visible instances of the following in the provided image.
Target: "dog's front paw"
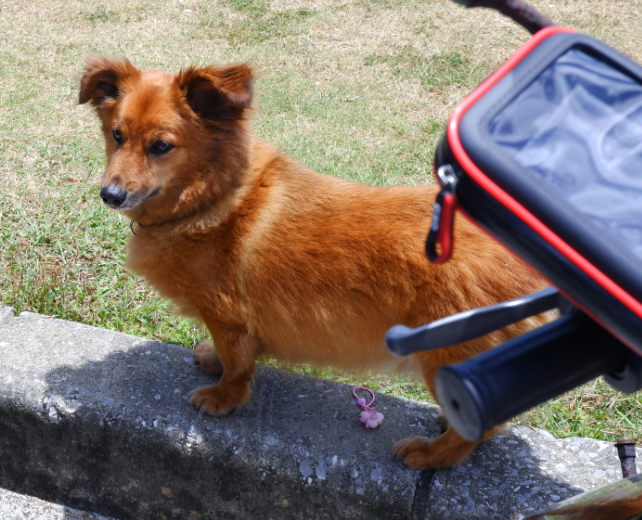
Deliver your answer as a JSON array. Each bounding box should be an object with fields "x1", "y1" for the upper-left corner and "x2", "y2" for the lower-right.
[
  {"x1": 394, "y1": 434, "x2": 471, "y2": 470},
  {"x1": 193, "y1": 342, "x2": 224, "y2": 376},
  {"x1": 189, "y1": 383, "x2": 250, "y2": 416}
]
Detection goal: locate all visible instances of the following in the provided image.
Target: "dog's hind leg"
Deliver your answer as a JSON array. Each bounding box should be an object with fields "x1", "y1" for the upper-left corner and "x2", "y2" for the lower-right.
[
  {"x1": 189, "y1": 321, "x2": 258, "y2": 416},
  {"x1": 393, "y1": 345, "x2": 503, "y2": 469},
  {"x1": 393, "y1": 425, "x2": 502, "y2": 470}
]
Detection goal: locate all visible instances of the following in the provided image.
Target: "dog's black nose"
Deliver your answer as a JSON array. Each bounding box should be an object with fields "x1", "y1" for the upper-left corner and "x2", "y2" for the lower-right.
[{"x1": 100, "y1": 185, "x2": 128, "y2": 208}]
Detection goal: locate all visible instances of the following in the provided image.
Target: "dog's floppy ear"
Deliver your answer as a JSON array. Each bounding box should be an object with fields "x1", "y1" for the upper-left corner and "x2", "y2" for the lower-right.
[
  {"x1": 177, "y1": 64, "x2": 254, "y2": 120},
  {"x1": 79, "y1": 57, "x2": 140, "y2": 108}
]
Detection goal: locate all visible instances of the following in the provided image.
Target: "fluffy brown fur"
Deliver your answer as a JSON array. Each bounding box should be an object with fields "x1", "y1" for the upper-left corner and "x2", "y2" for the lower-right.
[{"x1": 79, "y1": 57, "x2": 549, "y2": 470}]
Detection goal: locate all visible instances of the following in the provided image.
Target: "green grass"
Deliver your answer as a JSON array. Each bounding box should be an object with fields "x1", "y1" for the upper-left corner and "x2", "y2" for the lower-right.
[
  {"x1": 1, "y1": 0, "x2": 641, "y2": 443},
  {"x1": 519, "y1": 378, "x2": 642, "y2": 441}
]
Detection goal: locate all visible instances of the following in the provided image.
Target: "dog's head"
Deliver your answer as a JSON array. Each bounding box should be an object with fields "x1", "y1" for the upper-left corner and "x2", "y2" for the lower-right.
[{"x1": 79, "y1": 57, "x2": 254, "y2": 224}]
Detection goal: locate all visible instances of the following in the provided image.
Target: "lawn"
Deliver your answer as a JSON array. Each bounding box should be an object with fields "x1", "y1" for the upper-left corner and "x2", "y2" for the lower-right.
[{"x1": 1, "y1": 0, "x2": 641, "y2": 441}]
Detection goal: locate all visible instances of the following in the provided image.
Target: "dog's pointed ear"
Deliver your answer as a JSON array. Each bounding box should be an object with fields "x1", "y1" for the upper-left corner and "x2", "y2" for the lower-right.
[
  {"x1": 79, "y1": 57, "x2": 140, "y2": 108},
  {"x1": 177, "y1": 64, "x2": 254, "y2": 120}
]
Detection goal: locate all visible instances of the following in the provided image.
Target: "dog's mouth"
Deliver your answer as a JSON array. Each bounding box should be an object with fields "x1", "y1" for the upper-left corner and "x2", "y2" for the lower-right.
[{"x1": 100, "y1": 185, "x2": 161, "y2": 211}]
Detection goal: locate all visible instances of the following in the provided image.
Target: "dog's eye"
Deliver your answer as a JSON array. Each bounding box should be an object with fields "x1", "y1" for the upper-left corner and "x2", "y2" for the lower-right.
[
  {"x1": 112, "y1": 129, "x2": 123, "y2": 144},
  {"x1": 151, "y1": 140, "x2": 174, "y2": 155}
]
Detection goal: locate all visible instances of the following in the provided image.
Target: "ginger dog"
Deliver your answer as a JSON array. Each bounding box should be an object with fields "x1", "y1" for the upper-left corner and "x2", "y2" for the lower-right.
[{"x1": 79, "y1": 57, "x2": 548, "y2": 470}]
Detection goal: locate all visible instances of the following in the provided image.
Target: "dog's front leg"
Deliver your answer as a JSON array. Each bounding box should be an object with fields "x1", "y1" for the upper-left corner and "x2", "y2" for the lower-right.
[{"x1": 189, "y1": 321, "x2": 257, "y2": 416}]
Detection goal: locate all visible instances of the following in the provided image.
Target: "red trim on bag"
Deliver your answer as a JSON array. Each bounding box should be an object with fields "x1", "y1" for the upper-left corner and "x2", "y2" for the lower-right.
[{"x1": 447, "y1": 26, "x2": 642, "y2": 326}]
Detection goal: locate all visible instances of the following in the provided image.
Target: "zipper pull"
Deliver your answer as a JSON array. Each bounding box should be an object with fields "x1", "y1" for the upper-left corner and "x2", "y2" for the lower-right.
[{"x1": 426, "y1": 164, "x2": 459, "y2": 265}]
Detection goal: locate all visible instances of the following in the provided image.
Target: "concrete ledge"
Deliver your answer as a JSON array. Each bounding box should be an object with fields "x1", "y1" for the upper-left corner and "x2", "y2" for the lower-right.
[
  {"x1": 0, "y1": 487, "x2": 117, "y2": 520},
  {"x1": 0, "y1": 305, "x2": 639, "y2": 519}
]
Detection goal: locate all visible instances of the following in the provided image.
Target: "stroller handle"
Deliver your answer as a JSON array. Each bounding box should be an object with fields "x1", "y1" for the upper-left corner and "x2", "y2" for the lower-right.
[{"x1": 452, "y1": 0, "x2": 556, "y2": 35}]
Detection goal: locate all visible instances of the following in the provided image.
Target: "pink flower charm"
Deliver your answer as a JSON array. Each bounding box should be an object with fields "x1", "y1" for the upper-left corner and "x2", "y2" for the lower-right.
[
  {"x1": 360, "y1": 410, "x2": 384, "y2": 429},
  {"x1": 353, "y1": 386, "x2": 383, "y2": 429}
]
